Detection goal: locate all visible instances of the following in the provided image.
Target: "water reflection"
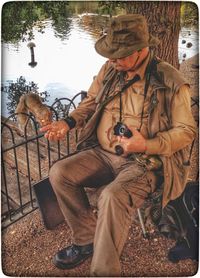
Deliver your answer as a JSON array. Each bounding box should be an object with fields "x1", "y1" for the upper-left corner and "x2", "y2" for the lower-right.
[
  {"x1": 1, "y1": 1, "x2": 75, "y2": 44},
  {"x1": 178, "y1": 28, "x2": 199, "y2": 61},
  {"x1": 1, "y1": 13, "x2": 199, "y2": 117},
  {"x1": 2, "y1": 15, "x2": 108, "y2": 117},
  {"x1": 51, "y1": 14, "x2": 72, "y2": 41},
  {"x1": 78, "y1": 14, "x2": 110, "y2": 39}
]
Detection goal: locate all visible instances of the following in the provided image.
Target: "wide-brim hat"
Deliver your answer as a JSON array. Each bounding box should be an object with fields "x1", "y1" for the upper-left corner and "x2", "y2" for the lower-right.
[{"x1": 95, "y1": 14, "x2": 159, "y2": 59}]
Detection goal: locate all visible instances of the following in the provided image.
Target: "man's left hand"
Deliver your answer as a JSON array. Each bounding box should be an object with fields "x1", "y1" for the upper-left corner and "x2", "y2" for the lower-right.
[{"x1": 118, "y1": 126, "x2": 147, "y2": 155}]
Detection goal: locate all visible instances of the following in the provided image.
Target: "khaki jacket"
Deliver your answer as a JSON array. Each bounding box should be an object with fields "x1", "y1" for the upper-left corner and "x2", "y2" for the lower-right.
[{"x1": 70, "y1": 58, "x2": 196, "y2": 207}]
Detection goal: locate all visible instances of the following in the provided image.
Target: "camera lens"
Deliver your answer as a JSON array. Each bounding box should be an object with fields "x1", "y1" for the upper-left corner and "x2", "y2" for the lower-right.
[
  {"x1": 119, "y1": 126, "x2": 126, "y2": 136},
  {"x1": 115, "y1": 145, "x2": 124, "y2": 156}
]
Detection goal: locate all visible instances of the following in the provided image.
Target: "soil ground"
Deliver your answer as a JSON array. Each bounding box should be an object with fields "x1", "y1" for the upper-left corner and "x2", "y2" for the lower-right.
[{"x1": 1, "y1": 54, "x2": 199, "y2": 277}]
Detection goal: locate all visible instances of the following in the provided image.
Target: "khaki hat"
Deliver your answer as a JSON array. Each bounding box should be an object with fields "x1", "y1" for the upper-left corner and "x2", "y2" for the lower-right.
[{"x1": 95, "y1": 14, "x2": 159, "y2": 59}]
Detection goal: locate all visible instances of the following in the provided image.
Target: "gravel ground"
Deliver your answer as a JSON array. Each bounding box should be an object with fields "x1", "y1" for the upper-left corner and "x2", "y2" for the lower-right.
[
  {"x1": 2, "y1": 55, "x2": 199, "y2": 277},
  {"x1": 2, "y1": 210, "x2": 198, "y2": 277}
]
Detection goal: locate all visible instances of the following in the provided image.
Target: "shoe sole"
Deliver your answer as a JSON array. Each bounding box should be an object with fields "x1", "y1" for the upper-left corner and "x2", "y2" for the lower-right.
[{"x1": 53, "y1": 253, "x2": 92, "y2": 270}]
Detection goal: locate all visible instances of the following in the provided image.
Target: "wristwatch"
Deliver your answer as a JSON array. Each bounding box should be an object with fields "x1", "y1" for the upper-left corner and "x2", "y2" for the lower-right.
[{"x1": 64, "y1": 116, "x2": 76, "y2": 129}]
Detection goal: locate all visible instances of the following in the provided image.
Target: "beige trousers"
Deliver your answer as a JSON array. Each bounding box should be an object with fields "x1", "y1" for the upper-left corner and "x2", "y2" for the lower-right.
[{"x1": 49, "y1": 146, "x2": 158, "y2": 276}]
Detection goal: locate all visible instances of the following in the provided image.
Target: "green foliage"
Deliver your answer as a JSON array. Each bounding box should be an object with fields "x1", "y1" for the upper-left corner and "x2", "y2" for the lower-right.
[
  {"x1": 1, "y1": 0, "x2": 123, "y2": 43},
  {"x1": 97, "y1": 1, "x2": 198, "y2": 27},
  {"x1": 97, "y1": 1, "x2": 126, "y2": 17},
  {"x1": 3, "y1": 76, "x2": 49, "y2": 116},
  {"x1": 181, "y1": 2, "x2": 198, "y2": 27},
  {"x1": 98, "y1": 1, "x2": 198, "y2": 27},
  {"x1": 2, "y1": 1, "x2": 71, "y2": 43},
  {"x1": 67, "y1": 1, "x2": 99, "y2": 15},
  {"x1": 2, "y1": 1, "x2": 198, "y2": 44},
  {"x1": 2, "y1": 2, "x2": 37, "y2": 43}
]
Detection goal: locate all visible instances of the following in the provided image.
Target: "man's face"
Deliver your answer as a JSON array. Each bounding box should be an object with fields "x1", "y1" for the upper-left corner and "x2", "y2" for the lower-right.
[
  {"x1": 109, "y1": 51, "x2": 140, "y2": 71},
  {"x1": 109, "y1": 47, "x2": 149, "y2": 72}
]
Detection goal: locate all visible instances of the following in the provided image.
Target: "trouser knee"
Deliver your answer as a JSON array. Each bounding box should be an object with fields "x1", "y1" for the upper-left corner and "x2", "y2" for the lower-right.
[
  {"x1": 49, "y1": 160, "x2": 67, "y2": 190},
  {"x1": 97, "y1": 184, "x2": 134, "y2": 217},
  {"x1": 98, "y1": 186, "x2": 120, "y2": 209},
  {"x1": 49, "y1": 158, "x2": 83, "y2": 193}
]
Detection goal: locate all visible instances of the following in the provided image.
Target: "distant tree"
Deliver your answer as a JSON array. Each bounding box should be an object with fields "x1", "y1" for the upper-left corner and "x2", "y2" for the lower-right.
[
  {"x1": 1, "y1": 1, "x2": 71, "y2": 43},
  {"x1": 3, "y1": 1, "x2": 197, "y2": 67},
  {"x1": 3, "y1": 77, "x2": 49, "y2": 116},
  {"x1": 181, "y1": 2, "x2": 198, "y2": 27},
  {"x1": 2, "y1": 2, "x2": 39, "y2": 43},
  {"x1": 98, "y1": 1, "x2": 125, "y2": 17}
]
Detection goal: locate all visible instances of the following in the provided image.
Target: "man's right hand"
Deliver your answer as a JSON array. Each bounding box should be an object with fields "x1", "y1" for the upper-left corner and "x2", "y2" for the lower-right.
[{"x1": 40, "y1": 120, "x2": 70, "y2": 141}]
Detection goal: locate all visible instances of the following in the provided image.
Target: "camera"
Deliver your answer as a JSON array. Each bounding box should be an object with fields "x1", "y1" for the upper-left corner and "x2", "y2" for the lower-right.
[{"x1": 113, "y1": 122, "x2": 133, "y2": 155}]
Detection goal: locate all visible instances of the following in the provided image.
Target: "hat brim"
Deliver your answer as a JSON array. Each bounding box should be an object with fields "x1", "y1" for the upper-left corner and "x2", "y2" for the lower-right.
[{"x1": 95, "y1": 34, "x2": 159, "y2": 59}]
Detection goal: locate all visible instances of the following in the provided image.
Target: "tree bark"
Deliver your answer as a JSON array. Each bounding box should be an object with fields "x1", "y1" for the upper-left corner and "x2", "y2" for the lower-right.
[{"x1": 125, "y1": 1, "x2": 181, "y2": 68}]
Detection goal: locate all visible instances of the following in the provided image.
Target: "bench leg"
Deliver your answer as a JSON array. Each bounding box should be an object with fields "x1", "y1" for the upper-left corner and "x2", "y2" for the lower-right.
[{"x1": 137, "y1": 208, "x2": 148, "y2": 238}]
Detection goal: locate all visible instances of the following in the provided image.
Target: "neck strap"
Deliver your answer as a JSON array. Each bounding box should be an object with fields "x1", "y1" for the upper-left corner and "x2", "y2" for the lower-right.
[
  {"x1": 119, "y1": 73, "x2": 140, "y2": 122},
  {"x1": 118, "y1": 55, "x2": 158, "y2": 128}
]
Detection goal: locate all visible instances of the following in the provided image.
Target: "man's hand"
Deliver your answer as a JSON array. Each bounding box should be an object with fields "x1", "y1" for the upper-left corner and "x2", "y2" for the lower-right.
[
  {"x1": 118, "y1": 126, "x2": 147, "y2": 155},
  {"x1": 40, "y1": 120, "x2": 70, "y2": 141}
]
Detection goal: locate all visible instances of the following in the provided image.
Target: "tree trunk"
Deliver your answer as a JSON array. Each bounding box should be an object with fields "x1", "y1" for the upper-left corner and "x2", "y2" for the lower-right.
[{"x1": 125, "y1": 1, "x2": 181, "y2": 68}]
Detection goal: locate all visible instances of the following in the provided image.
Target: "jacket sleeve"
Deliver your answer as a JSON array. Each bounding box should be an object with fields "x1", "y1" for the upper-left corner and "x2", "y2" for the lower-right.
[
  {"x1": 69, "y1": 61, "x2": 110, "y2": 128},
  {"x1": 146, "y1": 85, "x2": 197, "y2": 156}
]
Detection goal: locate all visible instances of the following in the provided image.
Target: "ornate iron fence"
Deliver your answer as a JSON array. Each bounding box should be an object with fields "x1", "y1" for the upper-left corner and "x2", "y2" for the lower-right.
[{"x1": 1, "y1": 91, "x2": 86, "y2": 229}]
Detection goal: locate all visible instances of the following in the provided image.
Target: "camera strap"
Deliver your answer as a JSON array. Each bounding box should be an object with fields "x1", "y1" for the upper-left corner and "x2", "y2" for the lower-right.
[
  {"x1": 99, "y1": 73, "x2": 140, "y2": 110},
  {"x1": 118, "y1": 55, "x2": 158, "y2": 129},
  {"x1": 99, "y1": 55, "x2": 158, "y2": 116},
  {"x1": 119, "y1": 72, "x2": 140, "y2": 122},
  {"x1": 138, "y1": 57, "x2": 156, "y2": 131}
]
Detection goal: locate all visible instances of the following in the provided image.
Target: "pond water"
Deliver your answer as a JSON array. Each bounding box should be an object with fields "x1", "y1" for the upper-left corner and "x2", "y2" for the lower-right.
[{"x1": 1, "y1": 14, "x2": 199, "y2": 116}]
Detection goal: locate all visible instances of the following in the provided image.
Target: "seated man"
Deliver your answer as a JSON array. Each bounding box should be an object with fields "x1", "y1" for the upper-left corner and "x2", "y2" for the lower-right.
[{"x1": 41, "y1": 14, "x2": 196, "y2": 277}]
